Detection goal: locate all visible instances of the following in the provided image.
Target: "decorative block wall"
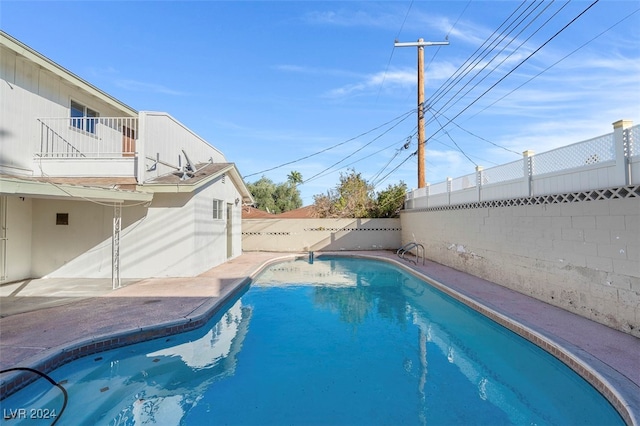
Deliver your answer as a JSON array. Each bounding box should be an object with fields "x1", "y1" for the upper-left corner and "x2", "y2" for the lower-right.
[{"x1": 401, "y1": 185, "x2": 640, "y2": 337}]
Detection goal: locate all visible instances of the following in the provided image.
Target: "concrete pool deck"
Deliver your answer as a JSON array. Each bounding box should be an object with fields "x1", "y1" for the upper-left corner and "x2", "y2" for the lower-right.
[{"x1": 1, "y1": 251, "x2": 638, "y2": 424}]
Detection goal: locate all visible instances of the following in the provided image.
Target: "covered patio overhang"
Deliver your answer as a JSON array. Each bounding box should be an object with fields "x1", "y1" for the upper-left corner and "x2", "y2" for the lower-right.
[
  {"x1": 0, "y1": 175, "x2": 153, "y2": 203},
  {"x1": 1, "y1": 175, "x2": 153, "y2": 290}
]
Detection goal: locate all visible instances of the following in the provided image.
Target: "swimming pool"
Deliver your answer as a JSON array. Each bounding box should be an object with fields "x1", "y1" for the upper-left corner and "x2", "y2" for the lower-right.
[{"x1": 1, "y1": 256, "x2": 624, "y2": 425}]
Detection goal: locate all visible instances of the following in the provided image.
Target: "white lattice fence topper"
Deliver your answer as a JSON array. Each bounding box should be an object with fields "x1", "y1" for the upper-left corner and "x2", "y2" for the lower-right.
[
  {"x1": 533, "y1": 133, "x2": 614, "y2": 175},
  {"x1": 482, "y1": 159, "x2": 522, "y2": 184},
  {"x1": 627, "y1": 125, "x2": 639, "y2": 157},
  {"x1": 451, "y1": 173, "x2": 476, "y2": 191}
]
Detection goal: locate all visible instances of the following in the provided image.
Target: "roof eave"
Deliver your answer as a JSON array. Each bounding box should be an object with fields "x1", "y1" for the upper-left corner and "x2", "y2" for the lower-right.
[
  {"x1": 142, "y1": 164, "x2": 255, "y2": 204},
  {"x1": 1, "y1": 176, "x2": 153, "y2": 203}
]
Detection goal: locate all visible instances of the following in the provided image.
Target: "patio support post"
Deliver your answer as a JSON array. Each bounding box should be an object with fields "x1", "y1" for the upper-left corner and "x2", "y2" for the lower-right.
[
  {"x1": 112, "y1": 203, "x2": 122, "y2": 290},
  {"x1": 137, "y1": 112, "x2": 147, "y2": 185}
]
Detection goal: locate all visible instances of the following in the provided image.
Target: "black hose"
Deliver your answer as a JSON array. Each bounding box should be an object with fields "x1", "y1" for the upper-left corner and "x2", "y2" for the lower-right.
[{"x1": 0, "y1": 367, "x2": 68, "y2": 426}]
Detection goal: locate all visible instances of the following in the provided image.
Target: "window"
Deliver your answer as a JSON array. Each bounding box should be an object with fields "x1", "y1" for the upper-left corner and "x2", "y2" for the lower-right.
[
  {"x1": 213, "y1": 199, "x2": 223, "y2": 219},
  {"x1": 70, "y1": 100, "x2": 99, "y2": 133}
]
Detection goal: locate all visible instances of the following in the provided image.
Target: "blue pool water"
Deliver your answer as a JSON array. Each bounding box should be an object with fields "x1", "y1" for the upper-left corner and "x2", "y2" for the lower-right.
[{"x1": 1, "y1": 257, "x2": 624, "y2": 425}]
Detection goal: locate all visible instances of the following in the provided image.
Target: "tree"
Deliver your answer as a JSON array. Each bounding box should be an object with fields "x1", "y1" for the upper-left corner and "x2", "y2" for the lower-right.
[
  {"x1": 247, "y1": 171, "x2": 303, "y2": 214},
  {"x1": 247, "y1": 176, "x2": 278, "y2": 213},
  {"x1": 312, "y1": 192, "x2": 335, "y2": 218},
  {"x1": 372, "y1": 181, "x2": 407, "y2": 218},
  {"x1": 287, "y1": 171, "x2": 303, "y2": 186},
  {"x1": 334, "y1": 170, "x2": 375, "y2": 218},
  {"x1": 312, "y1": 169, "x2": 374, "y2": 218},
  {"x1": 274, "y1": 179, "x2": 302, "y2": 213},
  {"x1": 312, "y1": 170, "x2": 407, "y2": 218}
]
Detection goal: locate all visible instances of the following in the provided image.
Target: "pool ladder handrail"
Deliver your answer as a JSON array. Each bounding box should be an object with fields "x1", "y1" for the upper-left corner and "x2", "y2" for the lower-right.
[{"x1": 397, "y1": 242, "x2": 425, "y2": 265}]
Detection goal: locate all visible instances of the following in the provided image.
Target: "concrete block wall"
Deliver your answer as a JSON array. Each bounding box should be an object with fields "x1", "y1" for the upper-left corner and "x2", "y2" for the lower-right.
[
  {"x1": 242, "y1": 218, "x2": 401, "y2": 252},
  {"x1": 401, "y1": 197, "x2": 640, "y2": 337}
]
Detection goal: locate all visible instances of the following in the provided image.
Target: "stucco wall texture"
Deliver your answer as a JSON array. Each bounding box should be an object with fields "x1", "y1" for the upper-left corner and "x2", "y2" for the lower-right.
[{"x1": 401, "y1": 198, "x2": 640, "y2": 337}]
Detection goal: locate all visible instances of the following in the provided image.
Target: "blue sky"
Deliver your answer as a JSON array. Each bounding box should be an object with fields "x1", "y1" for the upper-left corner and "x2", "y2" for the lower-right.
[{"x1": 3, "y1": 1, "x2": 639, "y2": 204}]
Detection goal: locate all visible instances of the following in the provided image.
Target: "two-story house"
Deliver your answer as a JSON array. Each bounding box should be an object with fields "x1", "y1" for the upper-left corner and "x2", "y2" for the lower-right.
[{"x1": 0, "y1": 31, "x2": 253, "y2": 285}]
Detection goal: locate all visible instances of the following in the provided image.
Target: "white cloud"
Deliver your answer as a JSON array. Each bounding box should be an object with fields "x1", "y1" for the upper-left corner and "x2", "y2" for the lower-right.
[{"x1": 323, "y1": 62, "x2": 457, "y2": 99}]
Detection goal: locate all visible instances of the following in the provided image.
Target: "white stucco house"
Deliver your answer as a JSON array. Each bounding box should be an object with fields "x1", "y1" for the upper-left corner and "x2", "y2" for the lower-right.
[{"x1": 0, "y1": 31, "x2": 254, "y2": 284}]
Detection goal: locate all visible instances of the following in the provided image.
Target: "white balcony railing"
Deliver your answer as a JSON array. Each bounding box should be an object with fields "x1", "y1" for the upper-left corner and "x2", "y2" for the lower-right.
[{"x1": 37, "y1": 117, "x2": 138, "y2": 158}]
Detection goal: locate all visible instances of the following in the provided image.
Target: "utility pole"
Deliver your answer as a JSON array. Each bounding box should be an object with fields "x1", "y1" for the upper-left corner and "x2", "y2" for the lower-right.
[{"x1": 395, "y1": 38, "x2": 449, "y2": 188}]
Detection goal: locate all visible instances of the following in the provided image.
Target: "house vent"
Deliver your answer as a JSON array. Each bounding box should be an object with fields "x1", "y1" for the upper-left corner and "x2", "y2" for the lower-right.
[
  {"x1": 222, "y1": 173, "x2": 226, "y2": 184},
  {"x1": 56, "y1": 213, "x2": 69, "y2": 225}
]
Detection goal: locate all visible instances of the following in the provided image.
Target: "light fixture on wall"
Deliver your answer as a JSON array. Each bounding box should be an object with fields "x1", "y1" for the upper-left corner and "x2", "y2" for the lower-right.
[{"x1": 235, "y1": 198, "x2": 240, "y2": 206}]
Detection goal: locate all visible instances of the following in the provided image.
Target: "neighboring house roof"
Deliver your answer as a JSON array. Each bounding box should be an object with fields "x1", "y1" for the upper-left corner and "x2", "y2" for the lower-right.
[
  {"x1": 242, "y1": 205, "x2": 318, "y2": 219},
  {"x1": 275, "y1": 205, "x2": 318, "y2": 218},
  {"x1": 242, "y1": 206, "x2": 276, "y2": 219},
  {"x1": 0, "y1": 175, "x2": 152, "y2": 202},
  {"x1": 143, "y1": 163, "x2": 254, "y2": 204},
  {"x1": 0, "y1": 30, "x2": 137, "y2": 117}
]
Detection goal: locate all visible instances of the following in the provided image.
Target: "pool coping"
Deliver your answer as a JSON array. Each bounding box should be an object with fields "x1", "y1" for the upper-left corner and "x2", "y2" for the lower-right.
[{"x1": 1, "y1": 251, "x2": 638, "y2": 425}]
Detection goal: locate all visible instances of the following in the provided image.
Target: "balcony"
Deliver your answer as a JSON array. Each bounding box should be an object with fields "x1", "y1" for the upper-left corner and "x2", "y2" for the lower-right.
[{"x1": 35, "y1": 117, "x2": 139, "y2": 178}]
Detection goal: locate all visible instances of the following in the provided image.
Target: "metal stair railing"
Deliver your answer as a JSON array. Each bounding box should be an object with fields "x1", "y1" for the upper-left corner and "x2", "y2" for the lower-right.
[
  {"x1": 397, "y1": 242, "x2": 425, "y2": 265},
  {"x1": 38, "y1": 119, "x2": 86, "y2": 158}
]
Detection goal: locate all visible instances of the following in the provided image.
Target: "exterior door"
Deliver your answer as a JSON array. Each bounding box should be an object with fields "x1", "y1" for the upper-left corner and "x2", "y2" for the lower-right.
[
  {"x1": 122, "y1": 125, "x2": 136, "y2": 157},
  {"x1": 226, "y1": 203, "x2": 233, "y2": 258}
]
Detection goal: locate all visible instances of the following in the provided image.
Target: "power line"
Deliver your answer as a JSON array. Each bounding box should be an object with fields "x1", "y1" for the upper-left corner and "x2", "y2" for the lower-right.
[
  {"x1": 370, "y1": 150, "x2": 402, "y2": 186},
  {"x1": 369, "y1": 139, "x2": 409, "y2": 185},
  {"x1": 305, "y1": 1, "x2": 600, "y2": 191},
  {"x1": 433, "y1": 112, "x2": 520, "y2": 155},
  {"x1": 303, "y1": 110, "x2": 415, "y2": 184},
  {"x1": 243, "y1": 108, "x2": 415, "y2": 179},
  {"x1": 376, "y1": 0, "x2": 414, "y2": 103},
  {"x1": 425, "y1": 0, "x2": 472, "y2": 73},
  {"x1": 429, "y1": 0, "x2": 601, "y2": 142},
  {"x1": 469, "y1": 6, "x2": 640, "y2": 119},
  {"x1": 303, "y1": 135, "x2": 413, "y2": 185},
  {"x1": 373, "y1": 151, "x2": 416, "y2": 189},
  {"x1": 427, "y1": 137, "x2": 502, "y2": 167},
  {"x1": 246, "y1": 2, "x2": 546, "y2": 186},
  {"x1": 427, "y1": 108, "x2": 477, "y2": 167},
  {"x1": 428, "y1": 0, "x2": 533, "y2": 107},
  {"x1": 429, "y1": 0, "x2": 555, "y2": 114}
]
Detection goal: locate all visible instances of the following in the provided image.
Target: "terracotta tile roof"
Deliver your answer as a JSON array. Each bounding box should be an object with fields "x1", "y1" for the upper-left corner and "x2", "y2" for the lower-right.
[
  {"x1": 275, "y1": 205, "x2": 318, "y2": 218},
  {"x1": 242, "y1": 206, "x2": 276, "y2": 218},
  {"x1": 242, "y1": 205, "x2": 318, "y2": 219}
]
